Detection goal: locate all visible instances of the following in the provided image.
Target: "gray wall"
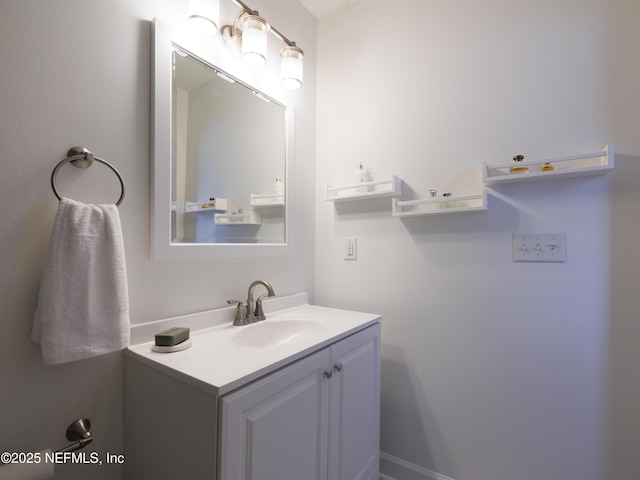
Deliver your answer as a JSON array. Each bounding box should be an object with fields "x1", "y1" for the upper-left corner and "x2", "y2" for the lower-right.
[
  {"x1": 0, "y1": 1, "x2": 316, "y2": 479},
  {"x1": 315, "y1": 0, "x2": 640, "y2": 479}
]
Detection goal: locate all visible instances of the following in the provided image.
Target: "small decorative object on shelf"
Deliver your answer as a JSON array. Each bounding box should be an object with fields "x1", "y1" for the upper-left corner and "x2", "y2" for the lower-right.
[
  {"x1": 509, "y1": 155, "x2": 529, "y2": 174},
  {"x1": 429, "y1": 190, "x2": 437, "y2": 210},
  {"x1": 354, "y1": 163, "x2": 370, "y2": 193},
  {"x1": 273, "y1": 177, "x2": 284, "y2": 195},
  {"x1": 442, "y1": 192, "x2": 455, "y2": 208},
  {"x1": 423, "y1": 190, "x2": 457, "y2": 209},
  {"x1": 483, "y1": 144, "x2": 613, "y2": 185}
]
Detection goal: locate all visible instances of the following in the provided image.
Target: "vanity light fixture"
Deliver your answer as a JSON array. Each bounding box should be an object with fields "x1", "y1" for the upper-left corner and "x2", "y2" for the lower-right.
[
  {"x1": 187, "y1": 0, "x2": 220, "y2": 37},
  {"x1": 219, "y1": 0, "x2": 305, "y2": 89}
]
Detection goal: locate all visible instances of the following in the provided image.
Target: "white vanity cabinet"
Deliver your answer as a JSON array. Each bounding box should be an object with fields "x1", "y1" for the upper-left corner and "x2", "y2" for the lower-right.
[
  {"x1": 124, "y1": 302, "x2": 381, "y2": 480},
  {"x1": 219, "y1": 323, "x2": 380, "y2": 480}
]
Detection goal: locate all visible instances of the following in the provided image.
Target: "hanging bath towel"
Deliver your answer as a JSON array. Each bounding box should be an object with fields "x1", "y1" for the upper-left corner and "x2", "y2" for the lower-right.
[{"x1": 31, "y1": 197, "x2": 130, "y2": 366}]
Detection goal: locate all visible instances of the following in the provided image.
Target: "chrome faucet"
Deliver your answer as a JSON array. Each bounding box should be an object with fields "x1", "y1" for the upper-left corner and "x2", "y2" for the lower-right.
[
  {"x1": 227, "y1": 280, "x2": 275, "y2": 326},
  {"x1": 247, "y1": 279, "x2": 275, "y2": 322}
]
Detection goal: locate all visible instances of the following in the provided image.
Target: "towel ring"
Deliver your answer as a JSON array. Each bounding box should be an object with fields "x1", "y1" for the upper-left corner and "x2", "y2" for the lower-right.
[{"x1": 50, "y1": 147, "x2": 125, "y2": 206}]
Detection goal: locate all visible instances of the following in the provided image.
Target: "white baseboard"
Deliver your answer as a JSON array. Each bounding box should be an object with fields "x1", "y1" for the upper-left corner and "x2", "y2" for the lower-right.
[{"x1": 380, "y1": 452, "x2": 456, "y2": 480}]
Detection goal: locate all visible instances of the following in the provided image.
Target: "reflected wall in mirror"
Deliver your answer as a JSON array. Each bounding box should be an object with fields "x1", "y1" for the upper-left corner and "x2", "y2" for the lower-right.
[
  {"x1": 172, "y1": 49, "x2": 286, "y2": 245},
  {"x1": 152, "y1": 19, "x2": 293, "y2": 259}
]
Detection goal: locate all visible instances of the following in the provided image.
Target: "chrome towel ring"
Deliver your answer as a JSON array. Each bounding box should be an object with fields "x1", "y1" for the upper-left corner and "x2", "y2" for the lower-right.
[{"x1": 50, "y1": 147, "x2": 125, "y2": 206}]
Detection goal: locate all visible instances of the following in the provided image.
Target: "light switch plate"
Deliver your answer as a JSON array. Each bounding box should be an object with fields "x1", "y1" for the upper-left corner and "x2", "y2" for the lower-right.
[{"x1": 513, "y1": 233, "x2": 566, "y2": 263}]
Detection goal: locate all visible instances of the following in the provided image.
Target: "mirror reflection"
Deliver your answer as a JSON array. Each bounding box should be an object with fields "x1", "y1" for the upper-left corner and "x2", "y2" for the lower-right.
[{"x1": 171, "y1": 47, "x2": 286, "y2": 244}]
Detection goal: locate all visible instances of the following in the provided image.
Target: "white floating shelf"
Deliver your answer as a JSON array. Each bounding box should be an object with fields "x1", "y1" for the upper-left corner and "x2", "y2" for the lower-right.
[
  {"x1": 250, "y1": 193, "x2": 285, "y2": 207},
  {"x1": 325, "y1": 175, "x2": 402, "y2": 202},
  {"x1": 482, "y1": 144, "x2": 614, "y2": 185},
  {"x1": 214, "y1": 210, "x2": 262, "y2": 225},
  {"x1": 185, "y1": 198, "x2": 229, "y2": 213},
  {"x1": 392, "y1": 191, "x2": 488, "y2": 217}
]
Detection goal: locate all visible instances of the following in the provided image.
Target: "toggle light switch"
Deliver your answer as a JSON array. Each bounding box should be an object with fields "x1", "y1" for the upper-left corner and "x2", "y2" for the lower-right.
[{"x1": 512, "y1": 233, "x2": 566, "y2": 263}]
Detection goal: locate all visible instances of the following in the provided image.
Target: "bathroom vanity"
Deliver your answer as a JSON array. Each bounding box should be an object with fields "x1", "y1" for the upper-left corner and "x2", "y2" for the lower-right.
[{"x1": 123, "y1": 293, "x2": 381, "y2": 480}]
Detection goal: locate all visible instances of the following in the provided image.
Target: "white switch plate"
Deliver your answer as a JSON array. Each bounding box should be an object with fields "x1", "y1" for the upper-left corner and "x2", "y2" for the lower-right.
[
  {"x1": 344, "y1": 237, "x2": 357, "y2": 260},
  {"x1": 513, "y1": 233, "x2": 566, "y2": 263}
]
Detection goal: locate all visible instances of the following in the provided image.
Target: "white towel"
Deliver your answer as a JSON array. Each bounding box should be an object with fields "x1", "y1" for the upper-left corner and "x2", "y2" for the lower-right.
[{"x1": 31, "y1": 197, "x2": 130, "y2": 366}]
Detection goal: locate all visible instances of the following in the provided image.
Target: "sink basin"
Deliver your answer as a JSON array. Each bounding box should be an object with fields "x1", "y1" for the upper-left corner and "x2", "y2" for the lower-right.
[{"x1": 232, "y1": 319, "x2": 324, "y2": 347}]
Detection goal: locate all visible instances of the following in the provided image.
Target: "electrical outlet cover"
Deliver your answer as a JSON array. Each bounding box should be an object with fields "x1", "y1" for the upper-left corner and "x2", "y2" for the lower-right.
[{"x1": 344, "y1": 237, "x2": 357, "y2": 260}]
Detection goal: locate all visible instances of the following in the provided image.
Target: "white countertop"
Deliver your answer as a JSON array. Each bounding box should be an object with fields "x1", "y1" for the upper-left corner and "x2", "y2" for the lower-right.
[{"x1": 124, "y1": 293, "x2": 381, "y2": 396}]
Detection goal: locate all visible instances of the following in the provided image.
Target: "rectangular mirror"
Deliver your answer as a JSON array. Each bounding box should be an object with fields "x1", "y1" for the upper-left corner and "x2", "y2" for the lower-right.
[
  {"x1": 152, "y1": 19, "x2": 293, "y2": 259},
  {"x1": 172, "y1": 49, "x2": 286, "y2": 244}
]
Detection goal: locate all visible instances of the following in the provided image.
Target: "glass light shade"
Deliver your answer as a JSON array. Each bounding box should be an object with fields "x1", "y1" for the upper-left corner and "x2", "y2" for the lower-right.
[
  {"x1": 188, "y1": 0, "x2": 219, "y2": 36},
  {"x1": 241, "y1": 15, "x2": 270, "y2": 67},
  {"x1": 280, "y1": 46, "x2": 304, "y2": 90}
]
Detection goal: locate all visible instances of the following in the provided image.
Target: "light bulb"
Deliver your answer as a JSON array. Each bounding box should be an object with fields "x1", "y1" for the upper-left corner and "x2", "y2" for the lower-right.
[
  {"x1": 241, "y1": 15, "x2": 270, "y2": 67},
  {"x1": 281, "y1": 45, "x2": 304, "y2": 89}
]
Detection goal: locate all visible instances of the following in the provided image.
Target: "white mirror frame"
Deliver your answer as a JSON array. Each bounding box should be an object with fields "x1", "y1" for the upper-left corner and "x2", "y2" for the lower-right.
[{"x1": 151, "y1": 18, "x2": 294, "y2": 259}]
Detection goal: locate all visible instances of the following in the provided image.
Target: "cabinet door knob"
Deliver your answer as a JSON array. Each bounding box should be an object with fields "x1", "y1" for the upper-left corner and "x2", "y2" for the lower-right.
[
  {"x1": 334, "y1": 363, "x2": 343, "y2": 373},
  {"x1": 324, "y1": 370, "x2": 333, "y2": 379}
]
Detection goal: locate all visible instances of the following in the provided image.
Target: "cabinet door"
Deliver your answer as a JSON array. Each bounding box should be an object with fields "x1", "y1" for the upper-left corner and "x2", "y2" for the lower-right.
[
  {"x1": 328, "y1": 323, "x2": 381, "y2": 480},
  {"x1": 219, "y1": 348, "x2": 331, "y2": 480}
]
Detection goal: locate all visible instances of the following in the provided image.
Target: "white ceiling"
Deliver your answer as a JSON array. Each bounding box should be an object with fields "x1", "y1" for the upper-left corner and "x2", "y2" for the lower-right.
[{"x1": 298, "y1": 0, "x2": 359, "y2": 19}]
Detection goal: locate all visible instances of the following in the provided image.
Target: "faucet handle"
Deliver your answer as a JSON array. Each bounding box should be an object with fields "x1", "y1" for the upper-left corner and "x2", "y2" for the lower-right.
[
  {"x1": 227, "y1": 299, "x2": 248, "y2": 326},
  {"x1": 254, "y1": 293, "x2": 270, "y2": 321}
]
